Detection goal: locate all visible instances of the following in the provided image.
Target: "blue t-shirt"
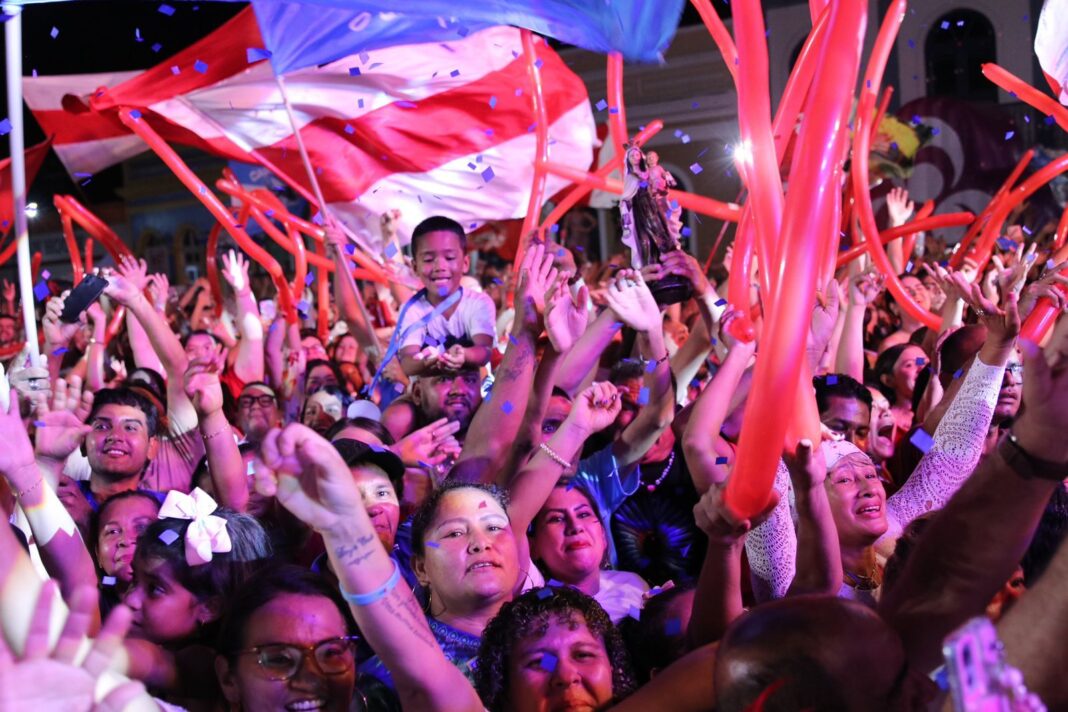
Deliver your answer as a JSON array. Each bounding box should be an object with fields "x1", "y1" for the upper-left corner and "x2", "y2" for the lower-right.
[{"x1": 570, "y1": 445, "x2": 642, "y2": 567}]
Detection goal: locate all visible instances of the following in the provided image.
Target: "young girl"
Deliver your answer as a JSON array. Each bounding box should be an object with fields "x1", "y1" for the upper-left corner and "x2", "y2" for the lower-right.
[{"x1": 122, "y1": 488, "x2": 271, "y2": 706}]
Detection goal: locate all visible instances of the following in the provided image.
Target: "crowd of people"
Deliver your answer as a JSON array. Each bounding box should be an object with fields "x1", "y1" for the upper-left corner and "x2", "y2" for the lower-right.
[{"x1": 1, "y1": 188, "x2": 1067, "y2": 712}]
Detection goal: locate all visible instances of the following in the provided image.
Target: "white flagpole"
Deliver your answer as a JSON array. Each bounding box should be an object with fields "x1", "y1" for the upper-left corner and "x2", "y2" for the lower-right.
[
  {"x1": 4, "y1": 4, "x2": 40, "y2": 361},
  {"x1": 273, "y1": 73, "x2": 381, "y2": 353}
]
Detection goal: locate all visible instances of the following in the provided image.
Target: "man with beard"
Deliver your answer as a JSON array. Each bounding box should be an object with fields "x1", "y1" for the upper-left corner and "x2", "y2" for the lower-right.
[{"x1": 382, "y1": 368, "x2": 483, "y2": 446}]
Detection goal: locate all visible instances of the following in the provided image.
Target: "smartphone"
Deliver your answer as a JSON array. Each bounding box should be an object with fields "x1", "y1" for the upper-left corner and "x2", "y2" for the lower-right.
[
  {"x1": 943, "y1": 617, "x2": 1013, "y2": 712},
  {"x1": 60, "y1": 274, "x2": 109, "y2": 323}
]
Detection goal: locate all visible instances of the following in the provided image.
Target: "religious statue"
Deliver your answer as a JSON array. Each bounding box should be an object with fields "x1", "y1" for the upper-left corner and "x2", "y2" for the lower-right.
[{"x1": 619, "y1": 146, "x2": 692, "y2": 304}]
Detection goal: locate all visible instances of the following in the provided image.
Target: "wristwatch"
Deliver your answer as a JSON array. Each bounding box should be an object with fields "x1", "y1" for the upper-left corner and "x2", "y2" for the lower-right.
[{"x1": 997, "y1": 432, "x2": 1067, "y2": 482}]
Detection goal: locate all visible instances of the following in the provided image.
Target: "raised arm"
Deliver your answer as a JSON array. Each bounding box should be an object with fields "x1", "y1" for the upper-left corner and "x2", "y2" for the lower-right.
[
  {"x1": 554, "y1": 307, "x2": 621, "y2": 397},
  {"x1": 885, "y1": 187, "x2": 914, "y2": 275},
  {"x1": 835, "y1": 272, "x2": 884, "y2": 381},
  {"x1": 184, "y1": 361, "x2": 247, "y2": 512},
  {"x1": 879, "y1": 318, "x2": 1068, "y2": 674},
  {"x1": 882, "y1": 286, "x2": 1019, "y2": 544},
  {"x1": 453, "y1": 243, "x2": 557, "y2": 481},
  {"x1": 682, "y1": 310, "x2": 755, "y2": 493},
  {"x1": 219, "y1": 250, "x2": 265, "y2": 384},
  {"x1": 783, "y1": 440, "x2": 842, "y2": 596},
  {"x1": 606, "y1": 271, "x2": 675, "y2": 469},
  {"x1": 505, "y1": 382, "x2": 621, "y2": 535},
  {"x1": 687, "y1": 481, "x2": 775, "y2": 649},
  {"x1": 41, "y1": 297, "x2": 83, "y2": 383},
  {"x1": 254, "y1": 423, "x2": 481, "y2": 712},
  {"x1": 1, "y1": 383, "x2": 99, "y2": 628},
  {"x1": 84, "y1": 303, "x2": 109, "y2": 393},
  {"x1": 324, "y1": 216, "x2": 382, "y2": 358},
  {"x1": 659, "y1": 251, "x2": 717, "y2": 401}
]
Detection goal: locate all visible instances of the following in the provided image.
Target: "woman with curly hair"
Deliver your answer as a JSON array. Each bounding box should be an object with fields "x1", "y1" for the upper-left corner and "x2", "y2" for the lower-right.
[{"x1": 475, "y1": 585, "x2": 637, "y2": 712}]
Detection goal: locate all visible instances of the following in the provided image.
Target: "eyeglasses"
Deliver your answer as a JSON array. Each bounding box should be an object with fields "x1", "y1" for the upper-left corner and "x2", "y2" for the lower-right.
[
  {"x1": 238, "y1": 394, "x2": 277, "y2": 408},
  {"x1": 237, "y1": 636, "x2": 358, "y2": 681},
  {"x1": 1005, "y1": 363, "x2": 1023, "y2": 377}
]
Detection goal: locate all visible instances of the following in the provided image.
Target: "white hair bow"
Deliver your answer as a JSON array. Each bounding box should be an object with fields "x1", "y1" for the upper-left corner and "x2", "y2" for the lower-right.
[{"x1": 158, "y1": 487, "x2": 232, "y2": 566}]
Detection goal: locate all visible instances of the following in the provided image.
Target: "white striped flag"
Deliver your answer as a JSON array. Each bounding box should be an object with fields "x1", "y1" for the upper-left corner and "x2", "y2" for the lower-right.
[{"x1": 23, "y1": 8, "x2": 596, "y2": 247}]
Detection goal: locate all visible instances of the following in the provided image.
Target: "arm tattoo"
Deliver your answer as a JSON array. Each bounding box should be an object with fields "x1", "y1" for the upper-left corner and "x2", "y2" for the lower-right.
[{"x1": 334, "y1": 533, "x2": 376, "y2": 566}]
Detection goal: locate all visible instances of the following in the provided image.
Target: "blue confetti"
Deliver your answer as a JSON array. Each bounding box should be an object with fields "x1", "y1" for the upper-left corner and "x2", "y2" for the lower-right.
[
  {"x1": 907, "y1": 38, "x2": 915, "y2": 49},
  {"x1": 51, "y1": 347, "x2": 68, "y2": 356},
  {"x1": 426, "y1": 541, "x2": 440, "y2": 548},
  {"x1": 296, "y1": 300, "x2": 310, "y2": 313},
  {"x1": 637, "y1": 387, "x2": 650, "y2": 405},
  {"x1": 536, "y1": 587, "x2": 553, "y2": 599},
  {"x1": 50, "y1": 26, "x2": 59, "y2": 39},
  {"x1": 916, "y1": 357, "x2": 926, "y2": 367},
  {"x1": 595, "y1": 99, "x2": 608, "y2": 111},
  {"x1": 344, "y1": 124, "x2": 355, "y2": 135},
  {"x1": 501, "y1": 401, "x2": 514, "y2": 414},
  {"x1": 357, "y1": 98, "x2": 365, "y2": 109},
  {"x1": 159, "y1": 3, "x2": 175, "y2": 15},
  {"x1": 909, "y1": 428, "x2": 934, "y2": 454},
  {"x1": 826, "y1": 375, "x2": 838, "y2": 385},
  {"x1": 349, "y1": 67, "x2": 361, "y2": 76},
  {"x1": 540, "y1": 653, "x2": 558, "y2": 672},
  {"x1": 689, "y1": 163, "x2": 703, "y2": 175},
  {"x1": 385, "y1": 242, "x2": 398, "y2": 258},
  {"x1": 194, "y1": 59, "x2": 209, "y2": 74},
  {"x1": 488, "y1": 95, "x2": 497, "y2": 109},
  {"x1": 33, "y1": 420, "x2": 46, "y2": 428},
  {"x1": 714, "y1": 298, "x2": 727, "y2": 307},
  {"x1": 305, "y1": 273, "x2": 315, "y2": 286},
  {"x1": 681, "y1": 226, "x2": 691, "y2": 237},
  {"x1": 953, "y1": 368, "x2": 964, "y2": 380},
  {"x1": 481, "y1": 167, "x2": 495, "y2": 183},
  {"x1": 449, "y1": 69, "x2": 460, "y2": 78},
  {"x1": 33, "y1": 281, "x2": 49, "y2": 301},
  {"x1": 170, "y1": 65, "x2": 180, "y2": 75},
  {"x1": 1045, "y1": 115, "x2": 1055, "y2": 126},
  {"x1": 664, "y1": 618, "x2": 683, "y2": 635},
  {"x1": 101, "y1": 576, "x2": 116, "y2": 586},
  {"x1": 159, "y1": 529, "x2": 180, "y2": 545},
  {"x1": 715, "y1": 456, "x2": 728, "y2": 465},
  {"x1": 995, "y1": 237, "x2": 1016, "y2": 250},
  {"x1": 247, "y1": 47, "x2": 272, "y2": 63},
  {"x1": 1005, "y1": 131, "x2": 1015, "y2": 140},
  {"x1": 151, "y1": 43, "x2": 162, "y2": 53},
  {"x1": 608, "y1": 107, "x2": 619, "y2": 115},
  {"x1": 940, "y1": 20, "x2": 949, "y2": 29},
  {"x1": 645, "y1": 359, "x2": 656, "y2": 373},
  {"x1": 396, "y1": 101, "x2": 417, "y2": 109},
  {"x1": 0, "y1": 118, "x2": 10, "y2": 136}
]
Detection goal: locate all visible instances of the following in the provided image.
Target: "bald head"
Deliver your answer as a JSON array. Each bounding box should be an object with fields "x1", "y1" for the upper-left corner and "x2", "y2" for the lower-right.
[{"x1": 715, "y1": 597, "x2": 911, "y2": 712}]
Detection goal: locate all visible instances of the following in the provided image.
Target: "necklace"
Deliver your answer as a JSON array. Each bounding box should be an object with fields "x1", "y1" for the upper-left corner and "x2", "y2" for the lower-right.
[
  {"x1": 645, "y1": 451, "x2": 676, "y2": 492},
  {"x1": 843, "y1": 564, "x2": 880, "y2": 591}
]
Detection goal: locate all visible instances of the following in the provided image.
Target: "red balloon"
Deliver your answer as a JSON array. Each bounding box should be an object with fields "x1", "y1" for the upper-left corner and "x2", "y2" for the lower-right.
[
  {"x1": 950, "y1": 150, "x2": 1033, "y2": 269},
  {"x1": 724, "y1": 0, "x2": 869, "y2": 520}
]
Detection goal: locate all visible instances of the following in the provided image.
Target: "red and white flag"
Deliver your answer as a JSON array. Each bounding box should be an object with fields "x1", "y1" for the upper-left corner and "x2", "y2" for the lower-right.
[{"x1": 23, "y1": 8, "x2": 596, "y2": 246}]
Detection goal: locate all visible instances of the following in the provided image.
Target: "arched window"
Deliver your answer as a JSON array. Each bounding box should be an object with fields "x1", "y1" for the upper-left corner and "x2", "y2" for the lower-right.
[{"x1": 925, "y1": 9, "x2": 997, "y2": 102}]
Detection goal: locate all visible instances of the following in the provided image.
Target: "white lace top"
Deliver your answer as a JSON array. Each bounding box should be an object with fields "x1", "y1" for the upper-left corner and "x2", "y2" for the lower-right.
[{"x1": 744, "y1": 356, "x2": 1006, "y2": 599}]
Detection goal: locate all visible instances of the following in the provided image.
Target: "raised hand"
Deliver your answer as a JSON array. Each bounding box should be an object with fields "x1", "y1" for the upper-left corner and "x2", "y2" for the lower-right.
[
  {"x1": 146, "y1": 272, "x2": 170, "y2": 313},
  {"x1": 380, "y1": 209, "x2": 401, "y2": 241},
  {"x1": 661, "y1": 250, "x2": 712, "y2": 297},
  {"x1": 886, "y1": 186, "x2": 915, "y2": 228},
  {"x1": 437, "y1": 344, "x2": 466, "y2": 372},
  {"x1": 958, "y1": 277, "x2": 1021, "y2": 348},
  {"x1": 718, "y1": 309, "x2": 757, "y2": 358},
  {"x1": 848, "y1": 270, "x2": 885, "y2": 307},
  {"x1": 41, "y1": 296, "x2": 83, "y2": 348},
  {"x1": 808, "y1": 279, "x2": 841, "y2": 357},
  {"x1": 782, "y1": 438, "x2": 827, "y2": 491},
  {"x1": 603, "y1": 269, "x2": 660, "y2": 333},
  {"x1": 693, "y1": 479, "x2": 780, "y2": 545},
  {"x1": 0, "y1": 391, "x2": 38, "y2": 490},
  {"x1": 1, "y1": 279, "x2": 15, "y2": 305},
  {"x1": 34, "y1": 376, "x2": 95, "y2": 463},
  {"x1": 102, "y1": 265, "x2": 145, "y2": 307},
  {"x1": 184, "y1": 361, "x2": 225, "y2": 418},
  {"x1": 545, "y1": 275, "x2": 589, "y2": 354},
  {"x1": 253, "y1": 423, "x2": 364, "y2": 534},
  {"x1": 323, "y1": 215, "x2": 348, "y2": 249},
  {"x1": 1016, "y1": 315, "x2": 1068, "y2": 463},
  {"x1": 220, "y1": 249, "x2": 251, "y2": 293},
  {"x1": 1019, "y1": 261, "x2": 1068, "y2": 318},
  {"x1": 85, "y1": 301, "x2": 106, "y2": 328},
  {"x1": 393, "y1": 417, "x2": 463, "y2": 468},
  {"x1": 566, "y1": 381, "x2": 622, "y2": 435},
  {"x1": 518, "y1": 241, "x2": 559, "y2": 320},
  {"x1": 0, "y1": 581, "x2": 152, "y2": 711}
]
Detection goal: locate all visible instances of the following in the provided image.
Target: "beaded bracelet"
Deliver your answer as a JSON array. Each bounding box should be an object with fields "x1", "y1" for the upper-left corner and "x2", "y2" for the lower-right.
[
  {"x1": 339, "y1": 559, "x2": 401, "y2": 606},
  {"x1": 539, "y1": 442, "x2": 572, "y2": 470}
]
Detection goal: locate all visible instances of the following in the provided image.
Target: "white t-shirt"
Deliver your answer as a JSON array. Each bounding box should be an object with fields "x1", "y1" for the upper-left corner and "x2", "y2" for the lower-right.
[
  {"x1": 397, "y1": 288, "x2": 497, "y2": 351},
  {"x1": 595, "y1": 569, "x2": 649, "y2": 624}
]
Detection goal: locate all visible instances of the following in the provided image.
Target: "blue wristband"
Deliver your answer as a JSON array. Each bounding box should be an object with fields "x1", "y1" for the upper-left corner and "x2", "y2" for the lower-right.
[{"x1": 339, "y1": 560, "x2": 401, "y2": 606}]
